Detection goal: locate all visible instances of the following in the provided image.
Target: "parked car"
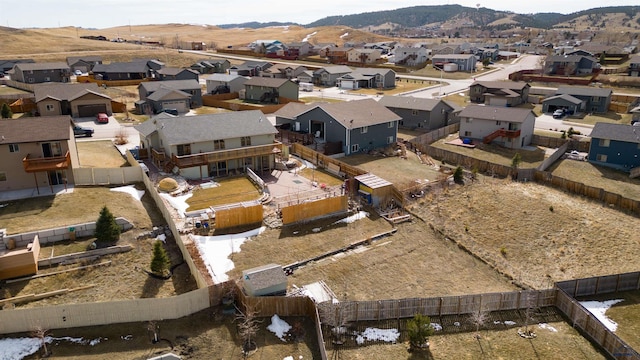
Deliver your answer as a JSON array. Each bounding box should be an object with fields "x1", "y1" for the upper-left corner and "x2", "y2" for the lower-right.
[
  {"x1": 74, "y1": 69, "x2": 83, "y2": 76},
  {"x1": 160, "y1": 108, "x2": 179, "y2": 116},
  {"x1": 73, "y1": 124, "x2": 94, "y2": 137},
  {"x1": 552, "y1": 109, "x2": 565, "y2": 119},
  {"x1": 96, "y1": 113, "x2": 109, "y2": 124}
]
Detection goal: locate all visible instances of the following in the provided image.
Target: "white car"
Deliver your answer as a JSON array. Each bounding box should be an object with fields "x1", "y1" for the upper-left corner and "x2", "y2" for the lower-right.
[{"x1": 74, "y1": 70, "x2": 83, "y2": 76}]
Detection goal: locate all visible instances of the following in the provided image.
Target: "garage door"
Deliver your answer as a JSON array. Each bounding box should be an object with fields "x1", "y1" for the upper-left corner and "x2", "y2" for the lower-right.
[
  {"x1": 77, "y1": 104, "x2": 107, "y2": 117},
  {"x1": 340, "y1": 80, "x2": 357, "y2": 90},
  {"x1": 161, "y1": 100, "x2": 188, "y2": 113}
]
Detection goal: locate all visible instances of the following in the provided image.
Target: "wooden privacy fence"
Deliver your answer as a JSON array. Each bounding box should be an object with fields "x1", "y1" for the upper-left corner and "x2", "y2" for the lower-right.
[
  {"x1": 291, "y1": 143, "x2": 367, "y2": 179},
  {"x1": 319, "y1": 289, "x2": 557, "y2": 323},
  {"x1": 281, "y1": 195, "x2": 348, "y2": 225},
  {"x1": 410, "y1": 123, "x2": 460, "y2": 146},
  {"x1": 555, "y1": 271, "x2": 640, "y2": 298},
  {"x1": 213, "y1": 202, "x2": 263, "y2": 230},
  {"x1": 73, "y1": 167, "x2": 142, "y2": 185},
  {"x1": 202, "y1": 94, "x2": 289, "y2": 114}
]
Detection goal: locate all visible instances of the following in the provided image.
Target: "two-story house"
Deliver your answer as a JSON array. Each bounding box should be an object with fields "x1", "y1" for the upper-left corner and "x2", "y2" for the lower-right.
[
  {"x1": 458, "y1": 105, "x2": 535, "y2": 149},
  {"x1": 587, "y1": 123, "x2": 640, "y2": 172},
  {"x1": 628, "y1": 54, "x2": 640, "y2": 77},
  {"x1": 34, "y1": 83, "x2": 113, "y2": 117},
  {"x1": 393, "y1": 47, "x2": 430, "y2": 66},
  {"x1": 468, "y1": 81, "x2": 531, "y2": 107},
  {"x1": 137, "y1": 79, "x2": 203, "y2": 113},
  {"x1": 543, "y1": 55, "x2": 599, "y2": 76},
  {"x1": 431, "y1": 54, "x2": 477, "y2": 72},
  {"x1": 66, "y1": 56, "x2": 102, "y2": 74},
  {"x1": 378, "y1": 96, "x2": 458, "y2": 131},
  {"x1": 336, "y1": 68, "x2": 396, "y2": 90},
  {"x1": 9, "y1": 62, "x2": 71, "y2": 84},
  {"x1": 552, "y1": 86, "x2": 612, "y2": 114},
  {"x1": 312, "y1": 66, "x2": 353, "y2": 86},
  {"x1": 243, "y1": 77, "x2": 299, "y2": 102},
  {"x1": 0, "y1": 116, "x2": 79, "y2": 193},
  {"x1": 326, "y1": 47, "x2": 350, "y2": 64},
  {"x1": 346, "y1": 48, "x2": 382, "y2": 64},
  {"x1": 205, "y1": 74, "x2": 248, "y2": 94},
  {"x1": 134, "y1": 111, "x2": 281, "y2": 179}
]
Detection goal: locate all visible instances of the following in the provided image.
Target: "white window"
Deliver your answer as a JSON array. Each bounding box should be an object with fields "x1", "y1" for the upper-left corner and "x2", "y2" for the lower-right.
[
  {"x1": 412, "y1": 110, "x2": 419, "y2": 116},
  {"x1": 360, "y1": 126, "x2": 368, "y2": 134},
  {"x1": 351, "y1": 144, "x2": 360, "y2": 152},
  {"x1": 496, "y1": 121, "x2": 501, "y2": 126},
  {"x1": 388, "y1": 121, "x2": 395, "y2": 128},
  {"x1": 387, "y1": 136, "x2": 394, "y2": 144},
  {"x1": 599, "y1": 139, "x2": 610, "y2": 147},
  {"x1": 44, "y1": 77, "x2": 51, "y2": 82},
  {"x1": 596, "y1": 154, "x2": 607, "y2": 162},
  {"x1": 0, "y1": 172, "x2": 6, "y2": 182},
  {"x1": 9, "y1": 144, "x2": 19, "y2": 153},
  {"x1": 466, "y1": 118, "x2": 472, "y2": 123},
  {"x1": 464, "y1": 131, "x2": 472, "y2": 136},
  {"x1": 46, "y1": 104, "x2": 55, "y2": 111}
]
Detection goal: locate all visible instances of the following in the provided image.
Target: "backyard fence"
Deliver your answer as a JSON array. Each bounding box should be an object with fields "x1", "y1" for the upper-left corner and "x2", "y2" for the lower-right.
[
  {"x1": 73, "y1": 167, "x2": 142, "y2": 186},
  {"x1": 202, "y1": 93, "x2": 290, "y2": 114},
  {"x1": 536, "y1": 141, "x2": 569, "y2": 171},
  {"x1": 213, "y1": 202, "x2": 263, "y2": 230},
  {"x1": 291, "y1": 143, "x2": 367, "y2": 179},
  {"x1": 281, "y1": 195, "x2": 348, "y2": 225},
  {"x1": 556, "y1": 271, "x2": 640, "y2": 298},
  {"x1": 409, "y1": 123, "x2": 460, "y2": 146}
]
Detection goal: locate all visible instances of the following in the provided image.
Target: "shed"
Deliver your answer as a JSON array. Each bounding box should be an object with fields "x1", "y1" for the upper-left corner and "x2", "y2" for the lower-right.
[
  {"x1": 354, "y1": 173, "x2": 393, "y2": 207},
  {"x1": 0, "y1": 235, "x2": 40, "y2": 281},
  {"x1": 242, "y1": 264, "x2": 287, "y2": 296}
]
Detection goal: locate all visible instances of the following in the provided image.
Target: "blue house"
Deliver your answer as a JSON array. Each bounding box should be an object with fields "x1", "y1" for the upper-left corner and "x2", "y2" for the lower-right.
[{"x1": 587, "y1": 123, "x2": 640, "y2": 172}]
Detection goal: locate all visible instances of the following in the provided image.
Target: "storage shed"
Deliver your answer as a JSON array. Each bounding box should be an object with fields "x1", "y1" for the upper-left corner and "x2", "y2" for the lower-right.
[
  {"x1": 0, "y1": 234, "x2": 40, "y2": 281},
  {"x1": 242, "y1": 263, "x2": 288, "y2": 297},
  {"x1": 354, "y1": 173, "x2": 393, "y2": 207}
]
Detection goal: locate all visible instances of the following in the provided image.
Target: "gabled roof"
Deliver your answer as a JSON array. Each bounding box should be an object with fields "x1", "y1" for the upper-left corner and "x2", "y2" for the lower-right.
[
  {"x1": 243, "y1": 77, "x2": 292, "y2": 88},
  {"x1": 146, "y1": 88, "x2": 191, "y2": 101},
  {"x1": 272, "y1": 102, "x2": 310, "y2": 119},
  {"x1": 545, "y1": 54, "x2": 596, "y2": 63},
  {"x1": 242, "y1": 263, "x2": 287, "y2": 291},
  {"x1": 92, "y1": 62, "x2": 149, "y2": 73},
  {"x1": 33, "y1": 83, "x2": 105, "y2": 102},
  {"x1": 432, "y1": 54, "x2": 475, "y2": 60},
  {"x1": 556, "y1": 86, "x2": 612, "y2": 98},
  {"x1": 134, "y1": 111, "x2": 277, "y2": 145},
  {"x1": 0, "y1": 116, "x2": 72, "y2": 143},
  {"x1": 542, "y1": 94, "x2": 583, "y2": 105},
  {"x1": 313, "y1": 65, "x2": 352, "y2": 75},
  {"x1": 346, "y1": 67, "x2": 394, "y2": 77},
  {"x1": 204, "y1": 74, "x2": 246, "y2": 82},
  {"x1": 156, "y1": 67, "x2": 198, "y2": 76},
  {"x1": 66, "y1": 56, "x2": 102, "y2": 65},
  {"x1": 275, "y1": 99, "x2": 401, "y2": 129},
  {"x1": 230, "y1": 61, "x2": 272, "y2": 70},
  {"x1": 470, "y1": 81, "x2": 530, "y2": 91},
  {"x1": 378, "y1": 96, "x2": 450, "y2": 112},
  {"x1": 590, "y1": 123, "x2": 640, "y2": 143},
  {"x1": 458, "y1": 104, "x2": 534, "y2": 123},
  {"x1": 139, "y1": 79, "x2": 200, "y2": 92},
  {"x1": 14, "y1": 62, "x2": 69, "y2": 71}
]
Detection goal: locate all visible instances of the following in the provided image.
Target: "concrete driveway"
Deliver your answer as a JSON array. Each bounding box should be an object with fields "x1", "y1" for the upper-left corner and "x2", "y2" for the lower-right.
[
  {"x1": 74, "y1": 115, "x2": 140, "y2": 146},
  {"x1": 535, "y1": 113, "x2": 593, "y2": 136}
]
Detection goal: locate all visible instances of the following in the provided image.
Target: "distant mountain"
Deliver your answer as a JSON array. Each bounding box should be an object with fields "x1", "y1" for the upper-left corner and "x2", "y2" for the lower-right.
[{"x1": 217, "y1": 21, "x2": 299, "y2": 29}]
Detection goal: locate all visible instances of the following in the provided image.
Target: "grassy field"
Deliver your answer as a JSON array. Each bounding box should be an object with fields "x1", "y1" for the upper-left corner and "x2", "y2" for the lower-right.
[
  {"x1": 298, "y1": 168, "x2": 345, "y2": 186},
  {"x1": 185, "y1": 177, "x2": 261, "y2": 211},
  {"x1": 347, "y1": 78, "x2": 440, "y2": 96},
  {"x1": 77, "y1": 140, "x2": 128, "y2": 168},
  {"x1": 581, "y1": 290, "x2": 640, "y2": 351}
]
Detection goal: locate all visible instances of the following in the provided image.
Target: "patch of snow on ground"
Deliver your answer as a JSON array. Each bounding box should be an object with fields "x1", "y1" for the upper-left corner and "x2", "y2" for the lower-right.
[
  {"x1": 159, "y1": 192, "x2": 192, "y2": 217},
  {"x1": 504, "y1": 321, "x2": 516, "y2": 326},
  {"x1": 355, "y1": 328, "x2": 399, "y2": 345},
  {"x1": 192, "y1": 227, "x2": 266, "y2": 283},
  {"x1": 267, "y1": 315, "x2": 291, "y2": 341},
  {"x1": 431, "y1": 323, "x2": 442, "y2": 331},
  {"x1": 340, "y1": 32, "x2": 349, "y2": 38},
  {"x1": 538, "y1": 323, "x2": 558, "y2": 332},
  {"x1": 110, "y1": 185, "x2": 144, "y2": 201},
  {"x1": 580, "y1": 299, "x2": 624, "y2": 331},
  {"x1": 302, "y1": 31, "x2": 317, "y2": 42},
  {"x1": 334, "y1": 211, "x2": 368, "y2": 224},
  {"x1": 0, "y1": 336, "x2": 105, "y2": 360}
]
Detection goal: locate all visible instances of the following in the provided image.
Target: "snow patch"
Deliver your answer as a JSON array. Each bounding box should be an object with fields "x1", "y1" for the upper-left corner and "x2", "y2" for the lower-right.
[
  {"x1": 302, "y1": 31, "x2": 317, "y2": 42},
  {"x1": 355, "y1": 328, "x2": 399, "y2": 345},
  {"x1": 334, "y1": 211, "x2": 368, "y2": 224},
  {"x1": 0, "y1": 336, "x2": 105, "y2": 360},
  {"x1": 267, "y1": 315, "x2": 291, "y2": 341},
  {"x1": 110, "y1": 185, "x2": 145, "y2": 201},
  {"x1": 504, "y1": 321, "x2": 516, "y2": 326},
  {"x1": 340, "y1": 32, "x2": 349, "y2": 38},
  {"x1": 580, "y1": 299, "x2": 624, "y2": 331},
  {"x1": 538, "y1": 323, "x2": 558, "y2": 332},
  {"x1": 431, "y1": 323, "x2": 442, "y2": 331},
  {"x1": 159, "y1": 192, "x2": 192, "y2": 218}
]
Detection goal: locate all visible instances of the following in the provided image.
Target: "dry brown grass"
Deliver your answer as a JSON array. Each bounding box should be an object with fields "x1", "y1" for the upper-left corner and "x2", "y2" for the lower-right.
[
  {"x1": 185, "y1": 177, "x2": 261, "y2": 211},
  {"x1": 586, "y1": 290, "x2": 640, "y2": 351},
  {"x1": 298, "y1": 168, "x2": 344, "y2": 186},
  {"x1": 77, "y1": 140, "x2": 128, "y2": 168}
]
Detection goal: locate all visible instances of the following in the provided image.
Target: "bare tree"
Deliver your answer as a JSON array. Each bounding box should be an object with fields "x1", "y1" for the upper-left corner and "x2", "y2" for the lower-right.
[
  {"x1": 468, "y1": 310, "x2": 489, "y2": 353},
  {"x1": 235, "y1": 301, "x2": 261, "y2": 357},
  {"x1": 147, "y1": 320, "x2": 159, "y2": 343},
  {"x1": 30, "y1": 325, "x2": 51, "y2": 357}
]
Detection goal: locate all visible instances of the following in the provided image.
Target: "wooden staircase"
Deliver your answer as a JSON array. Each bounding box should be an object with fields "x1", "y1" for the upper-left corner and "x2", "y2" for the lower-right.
[
  {"x1": 483, "y1": 129, "x2": 521, "y2": 144},
  {"x1": 630, "y1": 166, "x2": 640, "y2": 179}
]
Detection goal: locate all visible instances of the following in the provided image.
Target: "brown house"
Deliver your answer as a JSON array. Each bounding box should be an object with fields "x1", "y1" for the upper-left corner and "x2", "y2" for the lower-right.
[
  {"x1": 34, "y1": 83, "x2": 113, "y2": 117},
  {"x1": 468, "y1": 81, "x2": 531, "y2": 107}
]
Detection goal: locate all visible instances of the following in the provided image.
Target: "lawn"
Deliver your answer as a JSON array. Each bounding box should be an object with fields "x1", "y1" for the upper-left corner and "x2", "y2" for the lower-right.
[
  {"x1": 77, "y1": 140, "x2": 128, "y2": 168},
  {"x1": 547, "y1": 159, "x2": 640, "y2": 201},
  {"x1": 298, "y1": 168, "x2": 344, "y2": 186},
  {"x1": 583, "y1": 290, "x2": 640, "y2": 351},
  {"x1": 566, "y1": 111, "x2": 632, "y2": 126},
  {"x1": 0, "y1": 85, "x2": 31, "y2": 95},
  {"x1": 185, "y1": 177, "x2": 261, "y2": 211},
  {"x1": 347, "y1": 78, "x2": 440, "y2": 96}
]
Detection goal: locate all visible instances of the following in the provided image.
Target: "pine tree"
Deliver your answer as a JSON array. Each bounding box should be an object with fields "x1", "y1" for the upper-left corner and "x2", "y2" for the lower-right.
[
  {"x1": 1, "y1": 103, "x2": 12, "y2": 119},
  {"x1": 150, "y1": 241, "x2": 170, "y2": 275},
  {"x1": 407, "y1": 313, "x2": 434, "y2": 351},
  {"x1": 95, "y1": 206, "x2": 120, "y2": 244}
]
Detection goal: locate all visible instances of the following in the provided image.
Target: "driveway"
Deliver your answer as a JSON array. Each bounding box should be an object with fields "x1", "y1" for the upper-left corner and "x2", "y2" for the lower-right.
[
  {"x1": 74, "y1": 115, "x2": 140, "y2": 146},
  {"x1": 535, "y1": 113, "x2": 593, "y2": 136}
]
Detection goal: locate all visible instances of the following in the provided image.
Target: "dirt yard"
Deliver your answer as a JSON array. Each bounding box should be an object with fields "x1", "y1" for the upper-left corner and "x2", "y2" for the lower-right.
[{"x1": 77, "y1": 141, "x2": 129, "y2": 168}]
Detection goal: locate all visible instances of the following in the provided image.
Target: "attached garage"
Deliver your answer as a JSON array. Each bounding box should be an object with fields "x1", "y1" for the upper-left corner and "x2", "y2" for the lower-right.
[
  {"x1": 159, "y1": 100, "x2": 189, "y2": 113},
  {"x1": 77, "y1": 104, "x2": 108, "y2": 117}
]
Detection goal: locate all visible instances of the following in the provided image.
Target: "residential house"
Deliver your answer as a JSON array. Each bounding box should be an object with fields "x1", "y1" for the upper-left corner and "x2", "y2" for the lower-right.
[
  {"x1": 133, "y1": 59, "x2": 165, "y2": 72},
  {"x1": 9, "y1": 62, "x2": 71, "y2": 84},
  {"x1": 577, "y1": 44, "x2": 626, "y2": 60},
  {"x1": 0, "y1": 59, "x2": 34, "y2": 74},
  {"x1": 468, "y1": 81, "x2": 531, "y2": 107},
  {"x1": 458, "y1": 105, "x2": 535, "y2": 149},
  {"x1": 260, "y1": 64, "x2": 307, "y2": 80},
  {"x1": 431, "y1": 44, "x2": 461, "y2": 55},
  {"x1": 243, "y1": 77, "x2": 299, "y2": 102},
  {"x1": 541, "y1": 94, "x2": 585, "y2": 115},
  {"x1": 248, "y1": 40, "x2": 284, "y2": 53},
  {"x1": 476, "y1": 47, "x2": 500, "y2": 61},
  {"x1": 363, "y1": 41, "x2": 396, "y2": 54},
  {"x1": 91, "y1": 62, "x2": 151, "y2": 80},
  {"x1": 155, "y1": 68, "x2": 199, "y2": 81},
  {"x1": 346, "y1": 48, "x2": 382, "y2": 64},
  {"x1": 0, "y1": 116, "x2": 79, "y2": 193},
  {"x1": 312, "y1": 43, "x2": 337, "y2": 57},
  {"x1": 190, "y1": 59, "x2": 230, "y2": 74},
  {"x1": 205, "y1": 74, "x2": 247, "y2": 94},
  {"x1": 553, "y1": 86, "x2": 612, "y2": 114},
  {"x1": 326, "y1": 47, "x2": 350, "y2": 64},
  {"x1": 228, "y1": 61, "x2": 272, "y2": 77},
  {"x1": 629, "y1": 54, "x2": 640, "y2": 77},
  {"x1": 313, "y1": 65, "x2": 352, "y2": 86},
  {"x1": 378, "y1": 96, "x2": 458, "y2": 130},
  {"x1": 134, "y1": 111, "x2": 280, "y2": 179},
  {"x1": 543, "y1": 54, "x2": 598, "y2": 75},
  {"x1": 137, "y1": 79, "x2": 202, "y2": 113},
  {"x1": 336, "y1": 68, "x2": 396, "y2": 90},
  {"x1": 393, "y1": 47, "x2": 429, "y2": 66},
  {"x1": 286, "y1": 42, "x2": 312, "y2": 57},
  {"x1": 273, "y1": 99, "x2": 401, "y2": 155},
  {"x1": 431, "y1": 54, "x2": 477, "y2": 72},
  {"x1": 34, "y1": 83, "x2": 113, "y2": 117},
  {"x1": 587, "y1": 123, "x2": 640, "y2": 172},
  {"x1": 296, "y1": 70, "x2": 315, "y2": 84},
  {"x1": 66, "y1": 56, "x2": 102, "y2": 74}
]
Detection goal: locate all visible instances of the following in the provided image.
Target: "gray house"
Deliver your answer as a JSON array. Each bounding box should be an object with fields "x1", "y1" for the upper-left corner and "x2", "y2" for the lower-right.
[
  {"x1": 553, "y1": 86, "x2": 612, "y2": 114},
  {"x1": 138, "y1": 79, "x2": 203, "y2": 108},
  {"x1": 431, "y1": 54, "x2": 477, "y2": 72},
  {"x1": 378, "y1": 96, "x2": 457, "y2": 131},
  {"x1": 229, "y1": 61, "x2": 272, "y2": 76},
  {"x1": 190, "y1": 59, "x2": 230, "y2": 74},
  {"x1": 141, "y1": 88, "x2": 191, "y2": 114},
  {"x1": 336, "y1": 68, "x2": 396, "y2": 90},
  {"x1": 313, "y1": 65, "x2": 353, "y2": 86},
  {"x1": 628, "y1": 54, "x2": 640, "y2": 77},
  {"x1": 273, "y1": 98, "x2": 401, "y2": 155},
  {"x1": 92, "y1": 62, "x2": 150, "y2": 80},
  {"x1": 205, "y1": 74, "x2": 247, "y2": 94},
  {"x1": 66, "y1": 56, "x2": 102, "y2": 73},
  {"x1": 541, "y1": 94, "x2": 585, "y2": 115},
  {"x1": 156, "y1": 67, "x2": 199, "y2": 81},
  {"x1": 9, "y1": 62, "x2": 71, "y2": 83},
  {"x1": 243, "y1": 77, "x2": 299, "y2": 102},
  {"x1": 34, "y1": 83, "x2": 113, "y2": 117},
  {"x1": 458, "y1": 105, "x2": 535, "y2": 149},
  {"x1": 543, "y1": 55, "x2": 598, "y2": 75},
  {"x1": 469, "y1": 81, "x2": 531, "y2": 107}
]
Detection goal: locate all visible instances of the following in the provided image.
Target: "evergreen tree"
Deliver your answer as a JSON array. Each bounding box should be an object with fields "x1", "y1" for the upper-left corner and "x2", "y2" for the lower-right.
[
  {"x1": 1, "y1": 103, "x2": 12, "y2": 119},
  {"x1": 150, "y1": 241, "x2": 170, "y2": 275},
  {"x1": 95, "y1": 206, "x2": 120, "y2": 244},
  {"x1": 453, "y1": 166, "x2": 464, "y2": 184},
  {"x1": 407, "y1": 313, "x2": 434, "y2": 350}
]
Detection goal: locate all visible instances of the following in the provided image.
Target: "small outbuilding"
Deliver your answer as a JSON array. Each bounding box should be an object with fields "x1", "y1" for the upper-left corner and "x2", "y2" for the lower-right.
[
  {"x1": 0, "y1": 233, "x2": 40, "y2": 281},
  {"x1": 242, "y1": 264, "x2": 288, "y2": 297},
  {"x1": 354, "y1": 173, "x2": 393, "y2": 208}
]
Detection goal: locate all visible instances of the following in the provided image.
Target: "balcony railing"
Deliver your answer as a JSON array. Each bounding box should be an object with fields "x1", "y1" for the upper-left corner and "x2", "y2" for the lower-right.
[
  {"x1": 22, "y1": 151, "x2": 70, "y2": 172},
  {"x1": 483, "y1": 129, "x2": 521, "y2": 144},
  {"x1": 172, "y1": 142, "x2": 283, "y2": 168}
]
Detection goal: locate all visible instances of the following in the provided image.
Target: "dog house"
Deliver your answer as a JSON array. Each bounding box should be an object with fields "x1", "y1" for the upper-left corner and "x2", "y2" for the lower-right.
[{"x1": 354, "y1": 173, "x2": 393, "y2": 207}]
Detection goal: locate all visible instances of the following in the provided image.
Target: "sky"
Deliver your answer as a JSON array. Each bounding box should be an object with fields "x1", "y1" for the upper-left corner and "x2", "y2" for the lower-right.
[{"x1": 3, "y1": 1, "x2": 639, "y2": 29}]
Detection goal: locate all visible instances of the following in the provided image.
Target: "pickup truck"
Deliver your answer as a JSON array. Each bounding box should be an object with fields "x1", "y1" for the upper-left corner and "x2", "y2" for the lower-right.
[{"x1": 73, "y1": 124, "x2": 94, "y2": 137}]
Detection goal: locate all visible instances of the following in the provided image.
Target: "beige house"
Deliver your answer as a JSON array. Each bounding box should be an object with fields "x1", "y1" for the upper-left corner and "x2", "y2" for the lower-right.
[
  {"x1": 458, "y1": 105, "x2": 535, "y2": 149},
  {"x1": 0, "y1": 116, "x2": 79, "y2": 193},
  {"x1": 34, "y1": 83, "x2": 113, "y2": 117},
  {"x1": 347, "y1": 48, "x2": 382, "y2": 64}
]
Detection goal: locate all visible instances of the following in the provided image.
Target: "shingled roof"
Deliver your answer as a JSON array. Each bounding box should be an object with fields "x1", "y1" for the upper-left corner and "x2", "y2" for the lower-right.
[
  {"x1": 590, "y1": 123, "x2": 640, "y2": 144},
  {"x1": 378, "y1": 96, "x2": 446, "y2": 112},
  {"x1": 33, "y1": 83, "x2": 107, "y2": 102},
  {"x1": 459, "y1": 104, "x2": 534, "y2": 123},
  {"x1": 0, "y1": 116, "x2": 72, "y2": 143}
]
